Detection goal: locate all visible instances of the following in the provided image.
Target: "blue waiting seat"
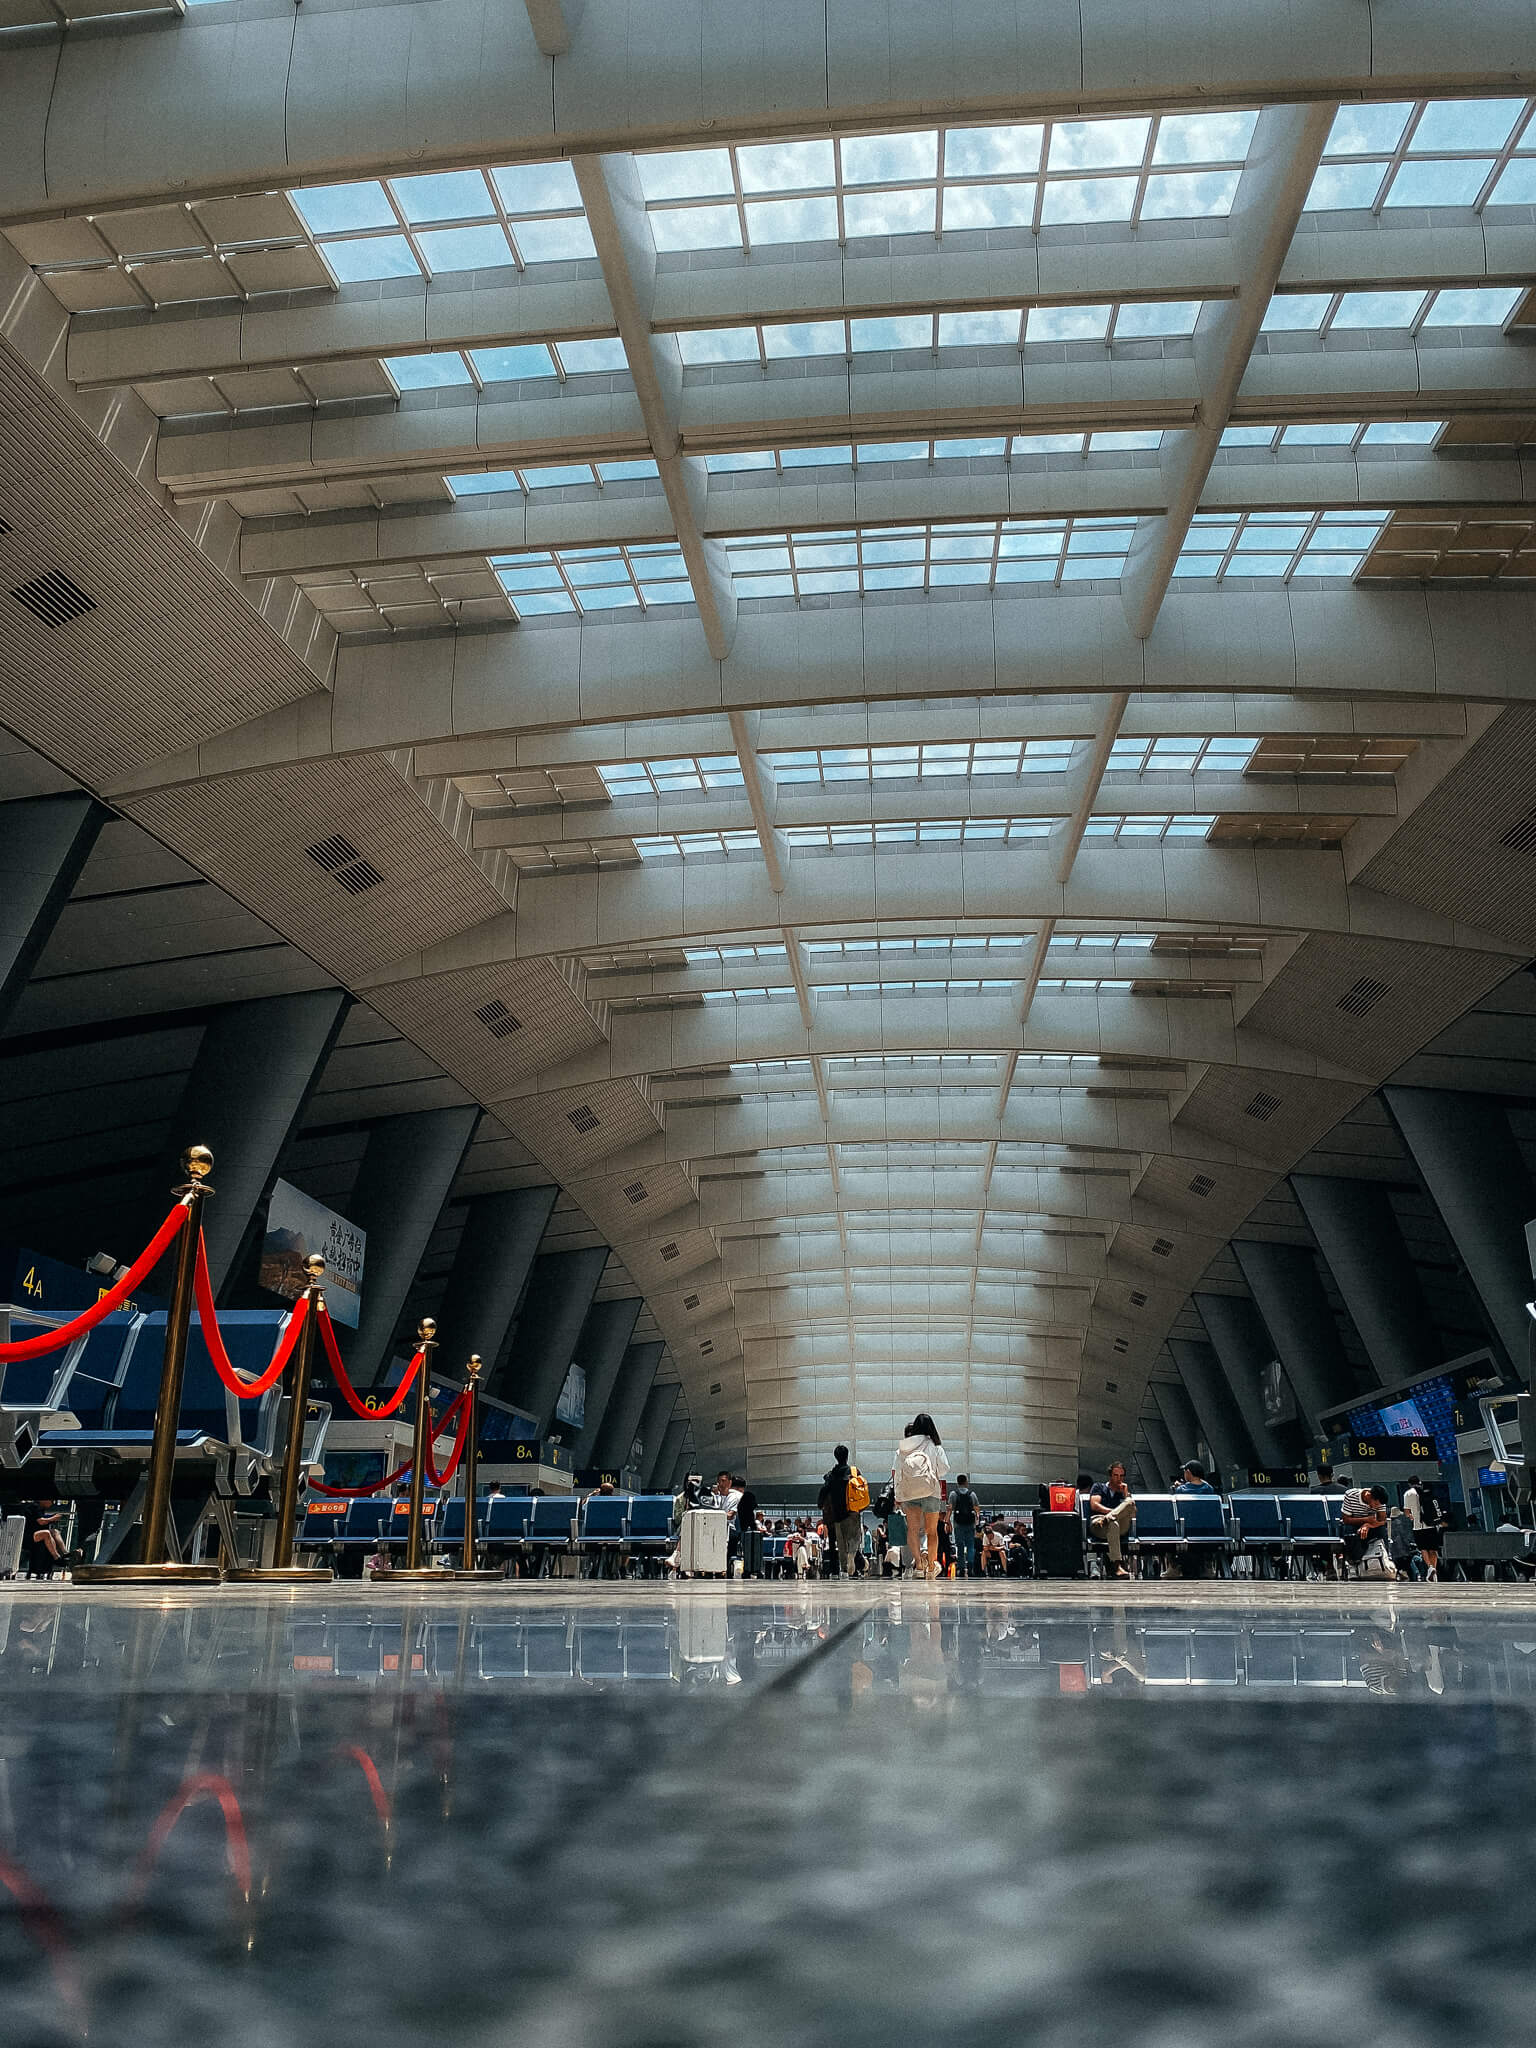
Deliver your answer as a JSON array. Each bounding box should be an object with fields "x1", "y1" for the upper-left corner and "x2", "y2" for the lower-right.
[
  {"x1": 627, "y1": 1494, "x2": 677, "y2": 1563},
  {"x1": 1284, "y1": 1496, "x2": 1343, "y2": 1570},
  {"x1": 301, "y1": 1499, "x2": 349, "y2": 1551},
  {"x1": 581, "y1": 1494, "x2": 630, "y2": 1551},
  {"x1": 1229, "y1": 1493, "x2": 1291, "y2": 1572},
  {"x1": 1176, "y1": 1494, "x2": 1232, "y2": 1556},
  {"x1": 526, "y1": 1496, "x2": 579, "y2": 1562},
  {"x1": 341, "y1": 1500, "x2": 396, "y2": 1546},
  {"x1": 1128, "y1": 1495, "x2": 1181, "y2": 1559},
  {"x1": 484, "y1": 1496, "x2": 536, "y2": 1548}
]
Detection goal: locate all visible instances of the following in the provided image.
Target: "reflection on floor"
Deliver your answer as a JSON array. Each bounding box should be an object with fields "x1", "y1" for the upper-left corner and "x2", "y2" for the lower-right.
[{"x1": 1, "y1": 1583, "x2": 1534, "y2": 2044}]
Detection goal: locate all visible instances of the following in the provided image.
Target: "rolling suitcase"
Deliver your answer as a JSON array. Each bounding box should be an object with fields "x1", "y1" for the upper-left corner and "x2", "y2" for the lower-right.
[
  {"x1": 1033, "y1": 1511, "x2": 1086, "y2": 1579},
  {"x1": 679, "y1": 1508, "x2": 729, "y2": 1576},
  {"x1": 0, "y1": 1515, "x2": 24, "y2": 1580}
]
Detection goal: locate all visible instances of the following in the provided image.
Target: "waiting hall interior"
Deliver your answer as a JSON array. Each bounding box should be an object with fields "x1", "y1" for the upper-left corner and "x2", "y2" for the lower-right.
[{"x1": 1, "y1": 4, "x2": 1536, "y2": 2042}]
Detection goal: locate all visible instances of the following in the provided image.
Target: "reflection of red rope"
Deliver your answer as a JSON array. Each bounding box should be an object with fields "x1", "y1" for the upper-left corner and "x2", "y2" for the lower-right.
[
  {"x1": 424, "y1": 1389, "x2": 473, "y2": 1486},
  {"x1": 0, "y1": 1850, "x2": 86, "y2": 2027},
  {"x1": 336, "y1": 1745, "x2": 392, "y2": 1831},
  {"x1": 195, "y1": 1232, "x2": 306, "y2": 1396},
  {"x1": 131, "y1": 1772, "x2": 251, "y2": 1904},
  {"x1": 0, "y1": 1203, "x2": 187, "y2": 1360},
  {"x1": 316, "y1": 1305, "x2": 422, "y2": 1418},
  {"x1": 309, "y1": 1462, "x2": 413, "y2": 1498}
]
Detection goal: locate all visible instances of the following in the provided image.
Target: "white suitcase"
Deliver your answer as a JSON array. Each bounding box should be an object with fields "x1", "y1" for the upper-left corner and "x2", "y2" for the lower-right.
[
  {"x1": 679, "y1": 1507, "x2": 729, "y2": 1576},
  {"x1": 0, "y1": 1515, "x2": 25, "y2": 1580}
]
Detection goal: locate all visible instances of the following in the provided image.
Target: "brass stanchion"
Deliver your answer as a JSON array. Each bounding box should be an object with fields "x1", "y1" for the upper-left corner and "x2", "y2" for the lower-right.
[
  {"x1": 450, "y1": 1354, "x2": 498, "y2": 1579},
  {"x1": 372, "y1": 1318, "x2": 451, "y2": 1580},
  {"x1": 226, "y1": 1254, "x2": 333, "y2": 1583},
  {"x1": 77, "y1": 1145, "x2": 224, "y2": 1584}
]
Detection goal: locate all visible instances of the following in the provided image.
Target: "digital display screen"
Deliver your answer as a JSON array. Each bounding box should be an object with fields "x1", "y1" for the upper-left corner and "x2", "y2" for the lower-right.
[{"x1": 1377, "y1": 1397, "x2": 1430, "y2": 1438}]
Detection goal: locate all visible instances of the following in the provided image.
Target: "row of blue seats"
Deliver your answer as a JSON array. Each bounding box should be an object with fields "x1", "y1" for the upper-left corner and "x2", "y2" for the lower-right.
[
  {"x1": 1082, "y1": 1491, "x2": 1353, "y2": 1557},
  {"x1": 301, "y1": 1492, "x2": 677, "y2": 1553}
]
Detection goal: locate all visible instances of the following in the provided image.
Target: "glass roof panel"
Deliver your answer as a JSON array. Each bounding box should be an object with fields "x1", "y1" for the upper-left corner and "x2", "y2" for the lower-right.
[
  {"x1": 944, "y1": 125, "x2": 1044, "y2": 175},
  {"x1": 321, "y1": 236, "x2": 421, "y2": 282},
  {"x1": 636, "y1": 148, "x2": 736, "y2": 201},
  {"x1": 841, "y1": 131, "x2": 940, "y2": 183},
  {"x1": 391, "y1": 169, "x2": 493, "y2": 223},
  {"x1": 290, "y1": 182, "x2": 395, "y2": 234},
  {"x1": 1047, "y1": 117, "x2": 1151, "y2": 171},
  {"x1": 490, "y1": 161, "x2": 585, "y2": 212},
  {"x1": 737, "y1": 139, "x2": 837, "y2": 191}
]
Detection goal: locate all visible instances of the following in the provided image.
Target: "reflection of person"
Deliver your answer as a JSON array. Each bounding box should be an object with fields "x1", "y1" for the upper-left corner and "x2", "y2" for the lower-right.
[{"x1": 950, "y1": 1474, "x2": 980, "y2": 1576}]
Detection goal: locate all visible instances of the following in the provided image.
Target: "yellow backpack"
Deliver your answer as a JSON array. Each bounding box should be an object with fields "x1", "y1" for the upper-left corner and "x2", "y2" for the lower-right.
[{"x1": 845, "y1": 1467, "x2": 871, "y2": 1513}]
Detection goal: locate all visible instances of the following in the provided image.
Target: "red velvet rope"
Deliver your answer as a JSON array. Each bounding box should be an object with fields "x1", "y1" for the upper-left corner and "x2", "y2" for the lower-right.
[
  {"x1": 194, "y1": 1233, "x2": 307, "y2": 1397},
  {"x1": 424, "y1": 1388, "x2": 473, "y2": 1486},
  {"x1": 308, "y1": 1461, "x2": 415, "y2": 1498},
  {"x1": 0, "y1": 1203, "x2": 187, "y2": 1361},
  {"x1": 315, "y1": 1304, "x2": 423, "y2": 1418}
]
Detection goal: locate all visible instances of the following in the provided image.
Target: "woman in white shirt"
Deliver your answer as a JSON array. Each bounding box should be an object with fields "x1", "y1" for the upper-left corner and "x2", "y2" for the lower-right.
[{"x1": 893, "y1": 1413, "x2": 950, "y2": 1579}]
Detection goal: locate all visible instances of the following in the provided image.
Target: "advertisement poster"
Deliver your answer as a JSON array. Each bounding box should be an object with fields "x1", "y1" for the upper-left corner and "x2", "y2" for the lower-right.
[
  {"x1": 555, "y1": 1363, "x2": 587, "y2": 1431},
  {"x1": 1261, "y1": 1357, "x2": 1297, "y2": 1426},
  {"x1": 260, "y1": 1179, "x2": 366, "y2": 1328}
]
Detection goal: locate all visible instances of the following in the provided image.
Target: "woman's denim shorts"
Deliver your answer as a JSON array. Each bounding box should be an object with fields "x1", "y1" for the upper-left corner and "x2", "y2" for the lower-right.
[{"x1": 900, "y1": 1495, "x2": 943, "y2": 1516}]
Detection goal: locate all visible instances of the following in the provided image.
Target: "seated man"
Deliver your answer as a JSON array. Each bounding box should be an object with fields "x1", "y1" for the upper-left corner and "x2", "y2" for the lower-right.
[
  {"x1": 1340, "y1": 1483, "x2": 1391, "y2": 1577},
  {"x1": 1170, "y1": 1461, "x2": 1220, "y2": 1577},
  {"x1": 1087, "y1": 1460, "x2": 1135, "y2": 1579},
  {"x1": 1172, "y1": 1461, "x2": 1217, "y2": 1496}
]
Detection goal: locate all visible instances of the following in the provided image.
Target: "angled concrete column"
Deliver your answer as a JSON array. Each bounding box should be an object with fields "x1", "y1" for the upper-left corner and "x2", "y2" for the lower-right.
[
  {"x1": 343, "y1": 1106, "x2": 480, "y2": 1386},
  {"x1": 665, "y1": 1438, "x2": 693, "y2": 1493},
  {"x1": 1385, "y1": 1087, "x2": 1536, "y2": 1379},
  {"x1": 567, "y1": 1295, "x2": 644, "y2": 1467},
  {"x1": 175, "y1": 990, "x2": 350, "y2": 1294},
  {"x1": 1151, "y1": 1381, "x2": 1205, "y2": 1469},
  {"x1": 496, "y1": 1246, "x2": 608, "y2": 1425},
  {"x1": 1140, "y1": 1413, "x2": 1180, "y2": 1488},
  {"x1": 1232, "y1": 1240, "x2": 1358, "y2": 1438},
  {"x1": 591, "y1": 1340, "x2": 663, "y2": 1473},
  {"x1": 652, "y1": 1413, "x2": 688, "y2": 1493},
  {"x1": 1169, "y1": 1338, "x2": 1255, "y2": 1481},
  {"x1": 435, "y1": 1185, "x2": 557, "y2": 1366},
  {"x1": 636, "y1": 1382, "x2": 680, "y2": 1486},
  {"x1": 0, "y1": 795, "x2": 104, "y2": 1032},
  {"x1": 1290, "y1": 1173, "x2": 1438, "y2": 1388},
  {"x1": 1195, "y1": 1293, "x2": 1292, "y2": 1468}
]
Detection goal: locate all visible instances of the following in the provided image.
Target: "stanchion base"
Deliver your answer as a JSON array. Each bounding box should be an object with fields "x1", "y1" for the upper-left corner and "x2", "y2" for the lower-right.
[
  {"x1": 225, "y1": 1567, "x2": 335, "y2": 1584},
  {"x1": 73, "y1": 1562, "x2": 224, "y2": 1586},
  {"x1": 447, "y1": 1569, "x2": 503, "y2": 1580},
  {"x1": 369, "y1": 1567, "x2": 455, "y2": 1581}
]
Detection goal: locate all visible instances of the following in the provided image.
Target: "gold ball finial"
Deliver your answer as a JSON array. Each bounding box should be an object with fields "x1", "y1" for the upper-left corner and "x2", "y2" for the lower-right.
[
  {"x1": 418, "y1": 1316, "x2": 438, "y2": 1342},
  {"x1": 182, "y1": 1144, "x2": 214, "y2": 1181},
  {"x1": 465, "y1": 1352, "x2": 484, "y2": 1379},
  {"x1": 303, "y1": 1252, "x2": 326, "y2": 1282}
]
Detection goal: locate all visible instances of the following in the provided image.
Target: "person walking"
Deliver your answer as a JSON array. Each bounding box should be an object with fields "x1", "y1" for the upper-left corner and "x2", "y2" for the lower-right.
[
  {"x1": 820, "y1": 1444, "x2": 868, "y2": 1578},
  {"x1": 734, "y1": 1474, "x2": 763, "y2": 1578},
  {"x1": 893, "y1": 1413, "x2": 949, "y2": 1580},
  {"x1": 1403, "y1": 1476, "x2": 1442, "y2": 1582},
  {"x1": 950, "y1": 1473, "x2": 980, "y2": 1577},
  {"x1": 1087, "y1": 1461, "x2": 1135, "y2": 1579}
]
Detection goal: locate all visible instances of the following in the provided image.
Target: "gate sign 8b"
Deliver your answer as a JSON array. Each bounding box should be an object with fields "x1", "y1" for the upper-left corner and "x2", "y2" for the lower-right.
[{"x1": 1346, "y1": 1435, "x2": 1437, "y2": 1461}]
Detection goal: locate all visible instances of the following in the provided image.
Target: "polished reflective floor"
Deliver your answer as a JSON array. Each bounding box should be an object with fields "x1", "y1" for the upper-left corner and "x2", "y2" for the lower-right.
[{"x1": 2, "y1": 1582, "x2": 1534, "y2": 2044}]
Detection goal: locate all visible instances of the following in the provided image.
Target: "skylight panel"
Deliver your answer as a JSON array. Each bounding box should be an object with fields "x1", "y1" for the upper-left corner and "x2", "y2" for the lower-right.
[
  {"x1": 782, "y1": 820, "x2": 1053, "y2": 850},
  {"x1": 1308, "y1": 96, "x2": 1535, "y2": 213},
  {"x1": 677, "y1": 327, "x2": 761, "y2": 365},
  {"x1": 291, "y1": 182, "x2": 395, "y2": 235},
  {"x1": 944, "y1": 125, "x2": 1044, "y2": 176},
  {"x1": 737, "y1": 139, "x2": 837, "y2": 191},
  {"x1": 491, "y1": 161, "x2": 585, "y2": 213},
  {"x1": 1171, "y1": 509, "x2": 1390, "y2": 582},
  {"x1": 599, "y1": 756, "x2": 744, "y2": 797},
  {"x1": 938, "y1": 308, "x2": 1022, "y2": 346},
  {"x1": 321, "y1": 237, "x2": 422, "y2": 283},
  {"x1": 1107, "y1": 735, "x2": 1259, "y2": 773},
  {"x1": 447, "y1": 470, "x2": 524, "y2": 497},
  {"x1": 512, "y1": 217, "x2": 598, "y2": 262},
  {"x1": 1026, "y1": 303, "x2": 1111, "y2": 341},
  {"x1": 762, "y1": 320, "x2": 847, "y2": 358},
  {"x1": 1152, "y1": 110, "x2": 1260, "y2": 164},
  {"x1": 845, "y1": 189, "x2": 938, "y2": 236},
  {"x1": 557, "y1": 337, "x2": 631, "y2": 373},
  {"x1": 1420, "y1": 286, "x2": 1520, "y2": 325},
  {"x1": 392, "y1": 169, "x2": 493, "y2": 223},
  {"x1": 842, "y1": 131, "x2": 940, "y2": 183},
  {"x1": 1261, "y1": 294, "x2": 1332, "y2": 331},
  {"x1": 651, "y1": 206, "x2": 744, "y2": 252},
  {"x1": 1359, "y1": 419, "x2": 1443, "y2": 443},
  {"x1": 635, "y1": 830, "x2": 762, "y2": 859},
  {"x1": 493, "y1": 544, "x2": 696, "y2": 620},
  {"x1": 1047, "y1": 117, "x2": 1150, "y2": 171},
  {"x1": 467, "y1": 343, "x2": 559, "y2": 381},
  {"x1": 1083, "y1": 815, "x2": 1215, "y2": 841},
  {"x1": 1331, "y1": 290, "x2": 1428, "y2": 328},
  {"x1": 1039, "y1": 178, "x2": 1139, "y2": 225},
  {"x1": 941, "y1": 183, "x2": 1037, "y2": 229},
  {"x1": 384, "y1": 352, "x2": 473, "y2": 390},
  {"x1": 636, "y1": 149, "x2": 736, "y2": 201},
  {"x1": 1141, "y1": 171, "x2": 1241, "y2": 218},
  {"x1": 745, "y1": 196, "x2": 841, "y2": 243},
  {"x1": 1112, "y1": 299, "x2": 1202, "y2": 337},
  {"x1": 417, "y1": 224, "x2": 514, "y2": 271}
]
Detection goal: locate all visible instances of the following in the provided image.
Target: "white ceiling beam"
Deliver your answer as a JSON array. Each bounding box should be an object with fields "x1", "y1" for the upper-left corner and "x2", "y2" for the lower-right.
[
  {"x1": 1120, "y1": 102, "x2": 1338, "y2": 640},
  {"x1": 571, "y1": 153, "x2": 736, "y2": 660},
  {"x1": 4, "y1": 1, "x2": 1525, "y2": 220},
  {"x1": 726, "y1": 707, "x2": 787, "y2": 892}
]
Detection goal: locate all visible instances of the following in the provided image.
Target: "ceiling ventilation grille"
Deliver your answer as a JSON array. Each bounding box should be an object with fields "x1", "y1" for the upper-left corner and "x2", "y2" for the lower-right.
[
  {"x1": 659, "y1": 1241, "x2": 680, "y2": 1262},
  {"x1": 10, "y1": 569, "x2": 95, "y2": 629},
  {"x1": 1100, "y1": 1418, "x2": 1114, "y2": 1431},
  {"x1": 622, "y1": 1179, "x2": 648, "y2": 1204},
  {"x1": 1129, "y1": 1290, "x2": 1148, "y2": 1307},
  {"x1": 709, "y1": 1380, "x2": 722, "y2": 1395},
  {"x1": 473, "y1": 998, "x2": 522, "y2": 1039},
  {"x1": 682, "y1": 1292, "x2": 700, "y2": 1310},
  {"x1": 1113, "y1": 1337, "x2": 1129, "y2": 1353},
  {"x1": 1187, "y1": 1173, "x2": 1215, "y2": 1198},
  {"x1": 1501, "y1": 807, "x2": 1536, "y2": 852},
  {"x1": 1245, "y1": 1089, "x2": 1282, "y2": 1121},
  {"x1": 713, "y1": 1419, "x2": 726, "y2": 1431},
  {"x1": 699, "y1": 1340, "x2": 714, "y2": 1356},
  {"x1": 304, "y1": 833, "x2": 383, "y2": 895},
  {"x1": 1105, "y1": 1380, "x2": 1118, "y2": 1394},
  {"x1": 1151, "y1": 1236, "x2": 1174, "y2": 1257},
  {"x1": 0, "y1": 518, "x2": 12, "y2": 537},
  {"x1": 565, "y1": 1104, "x2": 600, "y2": 1133},
  {"x1": 1336, "y1": 976, "x2": 1390, "y2": 1016}
]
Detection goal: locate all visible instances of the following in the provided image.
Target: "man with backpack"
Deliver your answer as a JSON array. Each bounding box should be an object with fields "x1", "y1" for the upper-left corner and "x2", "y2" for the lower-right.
[
  {"x1": 820, "y1": 1444, "x2": 870, "y2": 1577},
  {"x1": 950, "y1": 1474, "x2": 981, "y2": 1576}
]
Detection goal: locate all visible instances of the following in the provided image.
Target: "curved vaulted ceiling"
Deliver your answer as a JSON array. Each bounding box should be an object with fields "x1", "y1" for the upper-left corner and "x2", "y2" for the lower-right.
[{"x1": 1, "y1": 2, "x2": 1535, "y2": 1484}]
